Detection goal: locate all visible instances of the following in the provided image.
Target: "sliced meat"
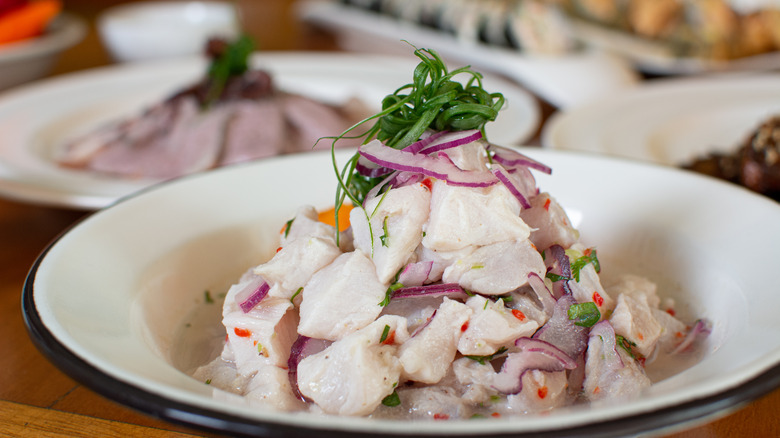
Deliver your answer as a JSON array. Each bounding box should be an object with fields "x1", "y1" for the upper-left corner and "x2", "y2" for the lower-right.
[{"x1": 220, "y1": 100, "x2": 287, "y2": 164}]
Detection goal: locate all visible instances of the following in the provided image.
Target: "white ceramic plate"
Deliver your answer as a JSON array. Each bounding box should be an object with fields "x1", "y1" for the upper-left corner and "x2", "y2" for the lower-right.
[
  {"x1": 23, "y1": 147, "x2": 780, "y2": 437},
  {"x1": 570, "y1": 18, "x2": 780, "y2": 75},
  {"x1": 0, "y1": 52, "x2": 538, "y2": 210},
  {"x1": 542, "y1": 74, "x2": 780, "y2": 166}
]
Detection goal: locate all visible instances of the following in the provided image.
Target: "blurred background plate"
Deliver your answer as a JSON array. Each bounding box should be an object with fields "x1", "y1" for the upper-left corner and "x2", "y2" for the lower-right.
[
  {"x1": 541, "y1": 74, "x2": 780, "y2": 166},
  {"x1": 0, "y1": 51, "x2": 539, "y2": 209},
  {"x1": 298, "y1": 0, "x2": 640, "y2": 108},
  {"x1": 570, "y1": 18, "x2": 780, "y2": 76},
  {"x1": 0, "y1": 13, "x2": 86, "y2": 91}
]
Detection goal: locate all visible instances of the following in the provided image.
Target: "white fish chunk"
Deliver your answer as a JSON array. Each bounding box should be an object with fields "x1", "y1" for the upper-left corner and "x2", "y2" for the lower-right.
[
  {"x1": 415, "y1": 245, "x2": 476, "y2": 284},
  {"x1": 604, "y1": 274, "x2": 661, "y2": 308},
  {"x1": 222, "y1": 296, "x2": 299, "y2": 372},
  {"x1": 458, "y1": 295, "x2": 539, "y2": 356},
  {"x1": 442, "y1": 239, "x2": 545, "y2": 295},
  {"x1": 280, "y1": 205, "x2": 338, "y2": 247},
  {"x1": 519, "y1": 192, "x2": 579, "y2": 251},
  {"x1": 245, "y1": 364, "x2": 307, "y2": 411},
  {"x1": 298, "y1": 250, "x2": 386, "y2": 341},
  {"x1": 351, "y1": 184, "x2": 431, "y2": 283},
  {"x1": 504, "y1": 370, "x2": 569, "y2": 414},
  {"x1": 609, "y1": 293, "x2": 663, "y2": 358},
  {"x1": 399, "y1": 298, "x2": 472, "y2": 383},
  {"x1": 423, "y1": 180, "x2": 531, "y2": 252},
  {"x1": 296, "y1": 315, "x2": 409, "y2": 416},
  {"x1": 254, "y1": 235, "x2": 341, "y2": 300},
  {"x1": 583, "y1": 321, "x2": 651, "y2": 401},
  {"x1": 568, "y1": 263, "x2": 615, "y2": 318},
  {"x1": 452, "y1": 357, "x2": 498, "y2": 405}
]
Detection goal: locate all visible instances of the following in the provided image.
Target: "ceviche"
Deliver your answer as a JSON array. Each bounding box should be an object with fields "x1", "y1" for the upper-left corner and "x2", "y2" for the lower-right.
[{"x1": 193, "y1": 47, "x2": 710, "y2": 419}]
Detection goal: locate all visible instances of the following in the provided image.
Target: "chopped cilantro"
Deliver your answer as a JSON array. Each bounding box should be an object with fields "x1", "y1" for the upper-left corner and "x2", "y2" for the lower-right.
[
  {"x1": 567, "y1": 302, "x2": 601, "y2": 327},
  {"x1": 380, "y1": 216, "x2": 390, "y2": 247},
  {"x1": 570, "y1": 249, "x2": 601, "y2": 282},
  {"x1": 205, "y1": 379, "x2": 212, "y2": 385},
  {"x1": 465, "y1": 347, "x2": 508, "y2": 365},
  {"x1": 379, "y1": 282, "x2": 404, "y2": 307},
  {"x1": 283, "y1": 218, "x2": 295, "y2": 238},
  {"x1": 616, "y1": 335, "x2": 638, "y2": 358},
  {"x1": 290, "y1": 287, "x2": 303, "y2": 304},
  {"x1": 380, "y1": 324, "x2": 391, "y2": 343},
  {"x1": 204, "y1": 290, "x2": 214, "y2": 304},
  {"x1": 546, "y1": 272, "x2": 571, "y2": 283},
  {"x1": 381, "y1": 390, "x2": 401, "y2": 407}
]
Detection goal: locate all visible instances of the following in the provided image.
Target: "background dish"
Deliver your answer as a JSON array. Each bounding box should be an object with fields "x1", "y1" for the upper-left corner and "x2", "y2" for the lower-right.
[
  {"x1": 24, "y1": 147, "x2": 780, "y2": 437},
  {"x1": 570, "y1": 18, "x2": 780, "y2": 76},
  {"x1": 97, "y1": 1, "x2": 240, "y2": 63},
  {"x1": 298, "y1": 0, "x2": 640, "y2": 109},
  {"x1": 0, "y1": 13, "x2": 86, "y2": 91},
  {"x1": 0, "y1": 51, "x2": 538, "y2": 210},
  {"x1": 542, "y1": 74, "x2": 780, "y2": 166}
]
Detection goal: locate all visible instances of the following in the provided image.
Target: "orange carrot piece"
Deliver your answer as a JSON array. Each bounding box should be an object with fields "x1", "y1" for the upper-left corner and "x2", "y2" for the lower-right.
[
  {"x1": 318, "y1": 204, "x2": 353, "y2": 232},
  {"x1": 0, "y1": 0, "x2": 62, "y2": 45}
]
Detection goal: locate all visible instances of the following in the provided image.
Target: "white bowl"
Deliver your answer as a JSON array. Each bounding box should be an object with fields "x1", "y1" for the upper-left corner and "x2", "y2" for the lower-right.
[
  {"x1": 0, "y1": 13, "x2": 86, "y2": 91},
  {"x1": 23, "y1": 148, "x2": 780, "y2": 436},
  {"x1": 97, "y1": 1, "x2": 240, "y2": 63}
]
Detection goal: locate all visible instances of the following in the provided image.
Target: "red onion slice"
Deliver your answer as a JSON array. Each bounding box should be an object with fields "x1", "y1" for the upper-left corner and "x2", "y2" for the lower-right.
[
  {"x1": 356, "y1": 157, "x2": 392, "y2": 178},
  {"x1": 543, "y1": 245, "x2": 572, "y2": 299},
  {"x1": 670, "y1": 319, "x2": 711, "y2": 355},
  {"x1": 359, "y1": 140, "x2": 498, "y2": 188},
  {"x1": 492, "y1": 337, "x2": 577, "y2": 394},
  {"x1": 287, "y1": 335, "x2": 332, "y2": 401},
  {"x1": 532, "y1": 295, "x2": 589, "y2": 359},
  {"x1": 492, "y1": 164, "x2": 531, "y2": 209},
  {"x1": 235, "y1": 275, "x2": 270, "y2": 313},
  {"x1": 488, "y1": 144, "x2": 552, "y2": 174},
  {"x1": 589, "y1": 320, "x2": 624, "y2": 368},
  {"x1": 410, "y1": 309, "x2": 437, "y2": 338},
  {"x1": 403, "y1": 130, "x2": 449, "y2": 154},
  {"x1": 391, "y1": 283, "x2": 469, "y2": 301},
  {"x1": 527, "y1": 272, "x2": 557, "y2": 317},
  {"x1": 417, "y1": 130, "x2": 483, "y2": 155},
  {"x1": 397, "y1": 261, "x2": 434, "y2": 287}
]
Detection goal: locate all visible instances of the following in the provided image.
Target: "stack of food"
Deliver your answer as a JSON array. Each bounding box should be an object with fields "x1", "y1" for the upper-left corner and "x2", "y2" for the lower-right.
[{"x1": 193, "y1": 48, "x2": 710, "y2": 419}]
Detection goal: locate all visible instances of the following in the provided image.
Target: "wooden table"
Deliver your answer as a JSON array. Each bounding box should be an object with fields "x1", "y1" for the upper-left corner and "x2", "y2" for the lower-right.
[{"x1": 2, "y1": 1, "x2": 779, "y2": 436}]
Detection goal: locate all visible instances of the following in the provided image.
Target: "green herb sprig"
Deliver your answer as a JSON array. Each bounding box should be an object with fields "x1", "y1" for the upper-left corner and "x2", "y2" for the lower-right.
[
  {"x1": 329, "y1": 45, "x2": 504, "y2": 244},
  {"x1": 205, "y1": 35, "x2": 255, "y2": 107}
]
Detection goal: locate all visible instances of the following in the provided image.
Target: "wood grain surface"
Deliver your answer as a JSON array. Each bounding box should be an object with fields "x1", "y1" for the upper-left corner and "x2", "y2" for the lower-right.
[{"x1": 2, "y1": 0, "x2": 778, "y2": 436}]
